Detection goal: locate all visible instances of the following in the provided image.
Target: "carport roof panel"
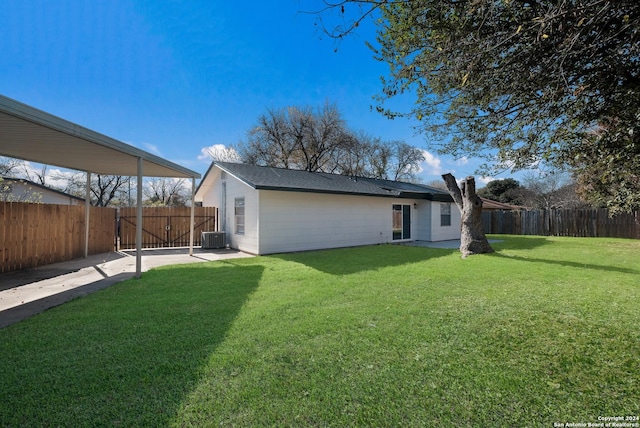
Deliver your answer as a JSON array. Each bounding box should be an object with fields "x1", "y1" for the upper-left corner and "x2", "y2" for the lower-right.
[{"x1": 0, "y1": 95, "x2": 199, "y2": 178}]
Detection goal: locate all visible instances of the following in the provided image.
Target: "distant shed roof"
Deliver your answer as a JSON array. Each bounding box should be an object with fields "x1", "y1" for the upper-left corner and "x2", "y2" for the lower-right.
[
  {"x1": 1, "y1": 176, "x2": 85, "y2": 202},
  {"x1": 203, "y1": 161, "x2": 453, "y2": 202},
  {"x1": 481, "y1": 197, "x2": 527, "y2": 210}
]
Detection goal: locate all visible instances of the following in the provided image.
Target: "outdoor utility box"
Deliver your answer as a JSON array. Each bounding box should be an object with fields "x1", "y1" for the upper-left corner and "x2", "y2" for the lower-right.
[{"x1": 201, "y1": 231, "x2": 226, "y2": 249}]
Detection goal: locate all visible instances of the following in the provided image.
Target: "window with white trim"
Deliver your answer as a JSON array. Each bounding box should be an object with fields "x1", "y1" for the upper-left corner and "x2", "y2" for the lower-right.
[
  {"x1": 440, "y1": 202, "x2": 451, "y2": 226},
  {"x1": 235, "y1": 197, "x2": 245, "y2": 234}
]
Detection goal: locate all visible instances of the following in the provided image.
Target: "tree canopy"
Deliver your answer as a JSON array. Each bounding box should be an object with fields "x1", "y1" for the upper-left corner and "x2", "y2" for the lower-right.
[
  {"x1": 318, "y1": 0, "x2": 640, "y2": 212},
  {"x1": 477, "y1": 178, "x2": 523, "y2": 205}
]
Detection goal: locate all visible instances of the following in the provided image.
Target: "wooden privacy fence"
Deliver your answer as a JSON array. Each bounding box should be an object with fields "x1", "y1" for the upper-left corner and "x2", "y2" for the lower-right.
[
  {"x1": 483, "y1": 208, "x2": 640, "y2": 239},
  {"x1": 0, "y1": 202, "x2": 116, "y2": 273},
  {"x1": 118, "y1": 206, "x2": 218, "y2": 249}
]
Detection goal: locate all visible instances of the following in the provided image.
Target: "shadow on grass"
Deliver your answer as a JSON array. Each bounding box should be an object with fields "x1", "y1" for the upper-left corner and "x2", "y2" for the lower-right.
[
  {"x1": 490, "y1": 252, "x2": 640, "y2": 275},
  {"x1": 489, "y1": 235, "x2": 639, "y2": 275},
  {"x1": 488, "y1": 235, "x2": 552, "y2": 251},
  {"x1": 0, "y1": 262, "x2": 263, "y2": 427},
  {"x1": 271, "y1": 244, "x2": 458, "y2": 276}
]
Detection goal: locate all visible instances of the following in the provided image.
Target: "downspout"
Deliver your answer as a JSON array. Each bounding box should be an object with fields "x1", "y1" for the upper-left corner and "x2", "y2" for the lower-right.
[{"x1": 256, "y1": 190, "x2": 260, "y2": 254}]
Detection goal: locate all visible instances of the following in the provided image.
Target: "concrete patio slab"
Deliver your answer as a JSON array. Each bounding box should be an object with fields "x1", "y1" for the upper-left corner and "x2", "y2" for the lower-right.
[{"x1": 0, "y1": 247, "x2": 253, "y2": 328}]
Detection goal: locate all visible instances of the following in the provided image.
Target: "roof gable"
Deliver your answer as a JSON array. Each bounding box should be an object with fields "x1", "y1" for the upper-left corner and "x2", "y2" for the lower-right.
[
  {"x1": 210, "y1": 162, "x2": 453, "y2": 202},
  {"x1": 1, "y1": 176, "x2": 84, "y2": 201}
]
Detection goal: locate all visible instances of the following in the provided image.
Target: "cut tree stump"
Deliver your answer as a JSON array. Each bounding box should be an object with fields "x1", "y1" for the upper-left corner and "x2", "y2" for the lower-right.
[{"x1": 442, "y1": 173, "x2": 494, "y2": 257}]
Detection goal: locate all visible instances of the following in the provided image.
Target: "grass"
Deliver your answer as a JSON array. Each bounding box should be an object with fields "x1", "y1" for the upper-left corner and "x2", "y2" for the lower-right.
[{"x1": 0, "y1": 235, "x2": 638, "y2": 427}]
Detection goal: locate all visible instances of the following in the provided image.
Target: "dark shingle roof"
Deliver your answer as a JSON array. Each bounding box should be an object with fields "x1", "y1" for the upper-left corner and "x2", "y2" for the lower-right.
[{"x1": 215, "y1": 162, "x2": 453, "y2": 202}]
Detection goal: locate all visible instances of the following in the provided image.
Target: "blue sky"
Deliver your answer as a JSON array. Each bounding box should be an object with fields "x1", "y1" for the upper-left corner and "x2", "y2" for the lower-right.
[{"x1": 1, "y1": 0, "x2": 499, "y2": 185}]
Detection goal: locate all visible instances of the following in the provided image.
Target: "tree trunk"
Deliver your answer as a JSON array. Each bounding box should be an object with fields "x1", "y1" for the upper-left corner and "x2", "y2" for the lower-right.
[{"x1": 442, "y1": 173, "x2": 494, "y2": 257}]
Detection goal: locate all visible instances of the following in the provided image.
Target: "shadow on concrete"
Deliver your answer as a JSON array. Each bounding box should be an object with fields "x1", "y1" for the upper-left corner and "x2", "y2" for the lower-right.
[
  {"x1": 0, "y1": 247, "x2": 252, "y2": 328},
  {"x1": 0, "y1": 252, "x2": 128, "y2": 291},
  {"x1": 0, "y1": 272, "x2": 134, "y2": 328}
]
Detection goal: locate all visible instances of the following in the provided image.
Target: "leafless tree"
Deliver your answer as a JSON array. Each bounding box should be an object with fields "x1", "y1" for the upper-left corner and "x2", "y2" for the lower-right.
[
  {"x1": 0, "y1": 156, "x2": 24, "y2": 176},
  {"x1": 240, "y1": 103, "x2": 424, "y2": 181},
  {"x1": 522, "y1": 171, "x2": 589, "y2": 210},
  {"x1": 22, "y1": 163, "x2": 48, "y2": 185},
  {"x1": 144, "y1": 177, "x2": 188, "y2": 207},
  {"x1": 64, "y1": 172, "x2": 132, "y2": 206},
  {"x1": 390, "y1": 141, "x2": 425, "y2": 181}
]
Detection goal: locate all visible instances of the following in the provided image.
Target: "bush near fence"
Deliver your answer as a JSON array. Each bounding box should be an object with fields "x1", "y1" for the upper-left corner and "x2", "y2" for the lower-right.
[
  {"x1": 0, "y1": 202, "x2": 116, "y2": 273},
  {"x1": 483, "y1": 208, "x2": 640, "y2": 239}
]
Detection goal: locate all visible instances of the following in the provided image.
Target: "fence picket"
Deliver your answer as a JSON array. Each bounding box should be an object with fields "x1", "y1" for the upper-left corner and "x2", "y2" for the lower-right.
[
  {"x1": 0, "y1": 202, "x2": 117, "y2": 273},
  {"x1": 483, "y1": 208, "x2": 640, "y2": 239}
]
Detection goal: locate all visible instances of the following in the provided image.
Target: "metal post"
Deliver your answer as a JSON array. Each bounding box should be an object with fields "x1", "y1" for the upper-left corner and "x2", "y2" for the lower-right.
[
  {"x1": 84, "y1": 171, "x2": 91, "y2": 258},
  {"x1": 136, "y1": 157, "x2": 143, "y2": 279},
  {"x1": 189, "y1": 177, "x2": 195, "y2": 256}
]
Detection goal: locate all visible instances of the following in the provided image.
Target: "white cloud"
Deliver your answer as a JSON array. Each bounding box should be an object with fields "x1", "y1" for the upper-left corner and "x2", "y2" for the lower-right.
[
  {"x1": 143, "y1": 143, "x2": 162, "y2": 156},
  {"x1": 455, "y1": 156, "x2": 469, "y2": 166},
  {"x1": 478, "y1": 176, "x2": 494, "y2": 185},
  {"x1": 419, "y1": 150, "x2": 443, "y2": 176}
]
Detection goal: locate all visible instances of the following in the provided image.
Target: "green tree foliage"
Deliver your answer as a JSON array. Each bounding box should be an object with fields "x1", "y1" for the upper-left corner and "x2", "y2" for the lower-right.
[
  {"x1": 477, "y1": 178, "x2": 523, "y2": 205},
  {"x1": 570, "y1": 123, "x2": 640, "y2": 214},
  {"x1": 319, "y1": 0, "x2": 639, "y2": 212}
]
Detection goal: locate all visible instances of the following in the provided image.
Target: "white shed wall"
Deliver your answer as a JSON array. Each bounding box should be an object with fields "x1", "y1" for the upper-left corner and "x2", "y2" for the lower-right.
[{"x1": 221, "y1": 175, "x2": 260, "y2": 254}]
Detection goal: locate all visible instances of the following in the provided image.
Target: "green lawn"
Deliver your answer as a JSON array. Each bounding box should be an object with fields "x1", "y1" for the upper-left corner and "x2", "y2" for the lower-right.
[{"x1": 1, "y1": 236, "x2": 638, "y2": 427}]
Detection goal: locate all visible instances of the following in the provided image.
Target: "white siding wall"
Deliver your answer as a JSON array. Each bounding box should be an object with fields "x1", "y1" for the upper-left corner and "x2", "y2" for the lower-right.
[
  {"x1": 199, "y1": 167, "x2": 462, "y2": 254},
  {"x1": 429, "y1": 201, "x2": 462, "y2": 241},
  {"x1": 257, "y1": 191, "x2": 418, "y2": 254},
  {"x1": 222, "y1": 175, "x2": 260, "y2": 254},
  {"x1": 200, "y1": 169, "x2": 221, "y2": 208},
  {"x1": 414, "y1": 201, "x2": 433, "y2": 241}
]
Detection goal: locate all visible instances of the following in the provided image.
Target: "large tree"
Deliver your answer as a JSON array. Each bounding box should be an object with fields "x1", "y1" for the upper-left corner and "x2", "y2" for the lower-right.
[
  {"x1": 317, "y1": 0, "x2": 640, "y2": 213},
  {"x1": 144, "y1": 177, "x2": 189, "y2": 207},
  {"x1": 239, "y1": 103, "x2": 425, "y2": 180},
  {"x1": 477, "y1": 178, "x2": 524, "y2": 205},
  {"x1": 64, "y1": 172, "x2": 132, "y2": 207}
]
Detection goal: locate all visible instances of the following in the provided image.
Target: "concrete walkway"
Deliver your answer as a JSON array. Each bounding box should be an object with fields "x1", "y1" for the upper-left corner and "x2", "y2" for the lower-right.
[{"x1": 0, "y1": 247, "x2": 253, "y2": 328}]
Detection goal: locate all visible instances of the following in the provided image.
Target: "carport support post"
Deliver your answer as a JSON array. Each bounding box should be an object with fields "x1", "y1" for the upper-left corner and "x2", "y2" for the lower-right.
[
  {"x1": 84, "y1": 171, "x2": 91, "y2": 258},
  {"x1": 135, "y1": 157, "x2": 143, "y2": 278},
  {"x1": 189, "y1": 177, "x2": 195, "y2": 256}
]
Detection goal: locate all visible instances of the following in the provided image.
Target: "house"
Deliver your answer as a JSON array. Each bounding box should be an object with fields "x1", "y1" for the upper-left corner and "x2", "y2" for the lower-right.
[
  {"x1": 195, "y1": 162, "x2": 461, "y2": 255},
  {"x1": 0, "y1": 177, "x2": 84, "y2": 205}
]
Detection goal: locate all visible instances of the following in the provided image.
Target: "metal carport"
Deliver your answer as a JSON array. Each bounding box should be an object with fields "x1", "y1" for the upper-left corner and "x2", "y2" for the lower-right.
[{"x1": 0, "y1": 94, "x2": 201, "y2": 278}]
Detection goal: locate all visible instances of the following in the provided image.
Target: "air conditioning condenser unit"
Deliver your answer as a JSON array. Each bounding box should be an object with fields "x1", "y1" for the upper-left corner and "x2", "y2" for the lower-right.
[{"x1": 201, "y1": 231, "x2": 226, "y2": 249}]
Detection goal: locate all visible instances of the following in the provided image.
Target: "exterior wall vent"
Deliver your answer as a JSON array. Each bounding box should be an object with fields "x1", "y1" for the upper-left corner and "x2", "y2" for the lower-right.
[{"x1": 201, "y1": 231, "x2": 226, "y2": 249}]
